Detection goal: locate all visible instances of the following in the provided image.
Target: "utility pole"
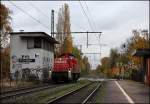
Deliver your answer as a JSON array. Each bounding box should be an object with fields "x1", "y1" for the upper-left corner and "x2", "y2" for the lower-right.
[
  {"x1": 99, "y1": 32, "x2": 102, "y2": 60},
  {"x1": 87, "y1": 31, "x2": 88, "y2": 48},
  {"x1": 51, "y1": 10, "x2": 54, "y2": 37}
]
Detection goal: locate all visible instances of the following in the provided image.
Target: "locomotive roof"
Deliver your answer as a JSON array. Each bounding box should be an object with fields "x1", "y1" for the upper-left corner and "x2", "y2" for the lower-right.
[{"x1": 59, "y1": 53, "x2": 76, "y2": 58}]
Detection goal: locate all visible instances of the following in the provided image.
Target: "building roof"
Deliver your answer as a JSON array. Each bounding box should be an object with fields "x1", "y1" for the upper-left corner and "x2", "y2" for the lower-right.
[
  {"x1": 132, "y1": 48, "x2": 150, "y2": 58},
  {"x1": 10, "y1": 32, "x2": 59, "y2": 44}
]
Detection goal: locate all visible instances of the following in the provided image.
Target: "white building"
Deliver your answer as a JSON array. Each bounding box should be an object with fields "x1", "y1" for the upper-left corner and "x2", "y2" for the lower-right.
[{"x1": 10, "y1": 32, "x2": 58, "y2": 81}]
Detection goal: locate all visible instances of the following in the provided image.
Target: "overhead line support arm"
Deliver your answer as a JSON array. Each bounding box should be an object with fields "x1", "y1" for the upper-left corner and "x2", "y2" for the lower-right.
[{"x1": 53, "y1": 32, "x2": 102, "y2": 34}]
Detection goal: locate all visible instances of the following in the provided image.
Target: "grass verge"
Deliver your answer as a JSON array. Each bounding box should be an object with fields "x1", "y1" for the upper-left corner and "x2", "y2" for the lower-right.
[
  {"x1": 5, "y1": 80, "x2": 91, "y2": 104},
  {"x1": 94, "y1": 81, "x2": 106, "y2": 103}
]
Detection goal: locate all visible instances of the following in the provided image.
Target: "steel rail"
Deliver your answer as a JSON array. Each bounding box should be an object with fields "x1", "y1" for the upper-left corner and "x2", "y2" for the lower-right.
[
  {"x1": 47, "y1": 82, "x2": 101, "y2": 104},
  {"x1": 0, "y1": 84, "x2": 65, "y2": 100},
  {"x1": 1, "y1": 83, "x2": 49, "y2": 94},
  {"x1": 82, "y1": 82, "x2": 102, "y2": 104},
  {"x1": 47, "y1": 82, "x2": 93, "y2": 104}
]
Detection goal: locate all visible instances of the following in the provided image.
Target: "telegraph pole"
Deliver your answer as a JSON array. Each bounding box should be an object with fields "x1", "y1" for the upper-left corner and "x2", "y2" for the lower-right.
[
  {"x1": 51, "y1": 10, "x2": 54, "y2": 37},
  {"x1": 87, "y1": 31, "x2": 88, "y2": 48}
]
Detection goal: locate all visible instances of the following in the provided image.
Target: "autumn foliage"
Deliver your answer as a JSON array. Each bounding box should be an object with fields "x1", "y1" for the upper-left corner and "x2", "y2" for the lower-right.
[
  {"x1": 1, "y1": 4, "x2": 12, "y2": 80},
  {"x1": 0, "y1": 3, "x2": 12, "y2": 48},
  {"x1": 96, "y1": 29, "x2": 149, "y2": 79},
  {"x1": 1, "y1": 47, "x2": 10, "y2": 79},
  {"x1": 55, "y1": 3, "x2": 73, "y2": 55}
]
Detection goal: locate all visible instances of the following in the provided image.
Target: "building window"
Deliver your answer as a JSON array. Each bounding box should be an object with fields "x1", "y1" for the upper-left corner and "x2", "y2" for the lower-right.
[
  {"x1": 43, "y1": 40, "x2": 53, "y2": 51},
  {"x1": 43, "y1": 40, "x2": 48, "y2": 50},
  {"x1": 34, "y1": 38, "x2": 41, "y2": 48},
  {"x1": 27, "y1": 38, "x2": 34, "y2": 49},
  {"x1": 50, "y1": 45, "x2": 54, "y2": 52},
  {"x1": 27, "y1": 38, "x2": 42, "y2": 49}
]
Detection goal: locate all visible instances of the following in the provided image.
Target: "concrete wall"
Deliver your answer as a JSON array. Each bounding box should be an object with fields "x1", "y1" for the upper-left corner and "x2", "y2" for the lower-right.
[{"x1": 10, "y1": 34, "x2": 54, "y2": 80}]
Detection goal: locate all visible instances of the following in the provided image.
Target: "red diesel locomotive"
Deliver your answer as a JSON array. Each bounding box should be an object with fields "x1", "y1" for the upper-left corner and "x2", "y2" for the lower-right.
[{"x1": 50, "y1": 53, "x2": 80, "y2": 82}]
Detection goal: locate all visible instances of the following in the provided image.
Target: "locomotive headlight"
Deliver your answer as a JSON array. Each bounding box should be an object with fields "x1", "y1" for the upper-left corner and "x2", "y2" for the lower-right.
[
  {"x1": 68, "y1": 69, "x2": 71, "y2": 79},
  {"x1": 49, "y1": 70, "x2": 52, "y2": 78}
]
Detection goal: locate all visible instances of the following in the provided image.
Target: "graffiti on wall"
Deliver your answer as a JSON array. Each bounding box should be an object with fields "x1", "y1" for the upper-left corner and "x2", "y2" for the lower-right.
[
  {"x1": 11, "y1": 54, "x2": 36, "y2": 74},
  {"x1": 18, "y1": 55, "x2": 35, "y2": 64},
  {"x1": 12, "y1": 55, "x2": 22, "y2": 70},
  {"x1": 12, "y1": 55, "x2": 35, "y2": 64},
  {"x1": 42, "y1": 56, "x2": 53, "y2": 70}
]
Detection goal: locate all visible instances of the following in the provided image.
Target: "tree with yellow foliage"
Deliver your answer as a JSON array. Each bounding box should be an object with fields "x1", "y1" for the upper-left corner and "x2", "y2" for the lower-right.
[
  {"x1": 127, "y1": 30, "x2": 149, "y2": 67},
  {"x1": 63, "y1": 35, "x2": 73, "y2": 53},
  {"x1": 55, "y1": 3, "x2": 73, "y2": 55}
]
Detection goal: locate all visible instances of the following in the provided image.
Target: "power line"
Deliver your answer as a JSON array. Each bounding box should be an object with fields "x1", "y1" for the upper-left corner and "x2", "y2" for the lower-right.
[
  {"x1": 9, "y1": 1, "x2": 50, "y2": 30},
  {"x1": 79, "y1": 1, "x2": 101, "y2": 49},
  {"x1": 84, "y1": 1, "x2": 97, "y2": 31},
  {"x1": 52, "y1": 9, "x2": 87, "y2": 45},
  {"x1": 84, "y1": 2, "x2": 101, "y2": 46},
  {"x1": 84, "y1": 2, "x2": 103, "y2": 60},
  {"x1": 29, "y1": 2, "x2": 50, "y2": 19},
  {"x1": 78, "y1": 1, "x2": 94, "y2": 31},
  {"x1": 55, "y1": 9, "x2": 86, "y2": 32}
]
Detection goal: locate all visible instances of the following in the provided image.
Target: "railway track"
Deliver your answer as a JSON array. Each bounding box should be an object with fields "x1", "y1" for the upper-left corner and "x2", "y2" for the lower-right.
[
  {"x1": 1, "y1": 83, "x2": 49, "y2": 94},
  {"x1": 47, "y1": 81, "x2": 102, "y2": 104},
  {"x1": 0, "y1": 83, "x2": 65, "y2": 100}
]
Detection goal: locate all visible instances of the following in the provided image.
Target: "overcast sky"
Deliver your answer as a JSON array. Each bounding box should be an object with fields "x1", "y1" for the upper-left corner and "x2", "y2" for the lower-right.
[{"x1": 2, "y1": 1, "x2": 149, "y2": 69}]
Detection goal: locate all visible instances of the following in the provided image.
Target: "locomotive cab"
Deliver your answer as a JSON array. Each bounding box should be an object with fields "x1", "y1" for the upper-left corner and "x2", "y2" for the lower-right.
[{"x1": 51, "y1": 53, "x2": 80, "y2": 82}]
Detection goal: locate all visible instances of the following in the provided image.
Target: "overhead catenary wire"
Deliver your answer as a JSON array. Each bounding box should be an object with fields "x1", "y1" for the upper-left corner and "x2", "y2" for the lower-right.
[
  {"x1": 79, "y1": 1, "x2": 101, "y2": 43},
  {"x1": 79, "y1": 1, "x2": 104, "y2": 67},
  {"x1": 79, "y1": 1, "x2": 103, "y2": 64},
  {"x1": 84, "y1": 1, "x2": 101, "y2": 41},
  {"x1": 78, "y1": 0, "x2": 94, "y2": 31},
  {"x1": 9, "y1": 1, "x2": 50, "y2": 30},
  {"x1": 84, "y1": 1, "x2": 97, "y2": 31},
  {"x1": 78, "y1": 2, "x2": 104, "y2": 67},
  {"x1": 79, "y1": 1, "x2": 97, "y2": 51},
  {"x1": 82, "y1": 1, "x2": 102, "y2": 60},
  {"x1": 28, "y1": 2, "x2": 50, "y2": 19},
  {"x1": 55, "y1": 9, "x2": 86, "y2": 32},
  {"x1": 84, "y1": 2, "x2": 101, "y2": 38},
  {"x1": 54, "y1": 7, "x2": 87, "y2": 47}
]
